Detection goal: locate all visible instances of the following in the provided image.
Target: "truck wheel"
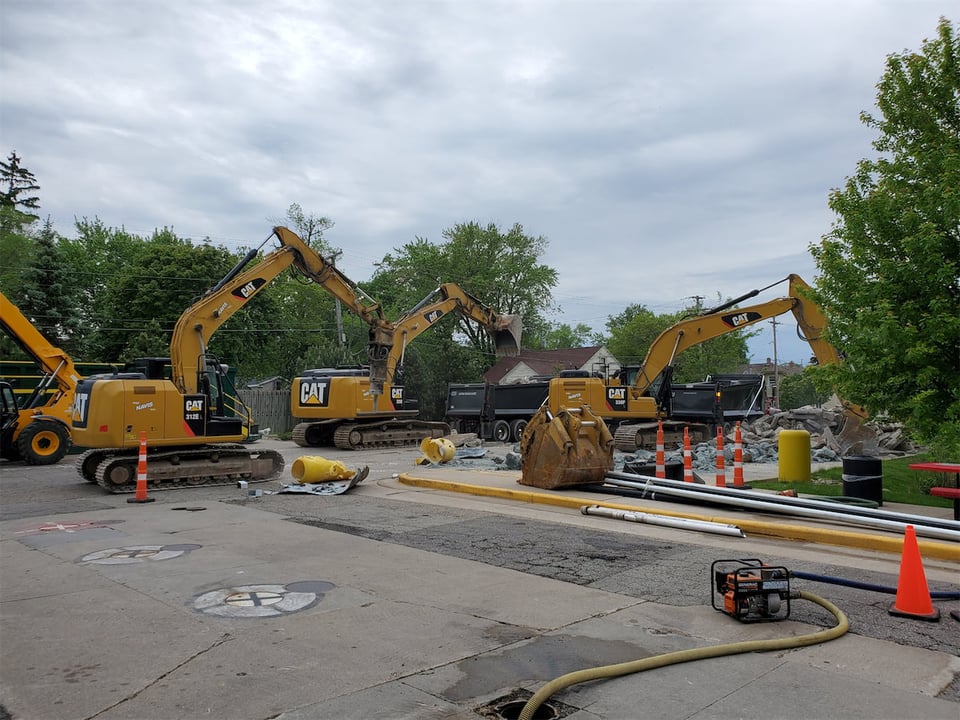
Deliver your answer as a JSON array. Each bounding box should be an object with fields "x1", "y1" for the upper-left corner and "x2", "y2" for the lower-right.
[
  {"x1": 510, "y1": 419, "x2": 528, "y2": 442},
  {"x1": 17, "y1": 421, "x2": 70, "y2": 465},
  {"x1": 492, "y1": 420, "x2": 511, "y2": 443}
]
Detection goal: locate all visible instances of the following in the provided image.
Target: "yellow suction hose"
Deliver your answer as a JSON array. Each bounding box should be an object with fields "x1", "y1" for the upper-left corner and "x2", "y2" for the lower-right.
[{"x1": 519, "y1": 591, "x2": 849, "y2": 720}]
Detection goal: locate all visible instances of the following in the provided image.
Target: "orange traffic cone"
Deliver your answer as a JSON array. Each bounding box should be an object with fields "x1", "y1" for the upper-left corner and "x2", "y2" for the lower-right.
[
  {"x1": 715, "y1": 428, "x2": 726, "y2": 487},
  {"x1": 888, "y1": 525, "x2": 939, "y2": 621},
  {"x1": 683, "y1": 427, "x2": 694, "y2": 483},
  {"x1": 655, "y1": 421, "x2": 666, "y2": 479},
  {"x1": 733, "y1": 421, "x2": 745, "y2": 487},
  {"x1": 127, "y1": 431, "x2": 155, "y2": 504}
]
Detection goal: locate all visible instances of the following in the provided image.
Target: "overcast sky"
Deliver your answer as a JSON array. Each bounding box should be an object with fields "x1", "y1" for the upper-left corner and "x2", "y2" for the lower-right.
[{"x1": 1, "y1": 1, "x2": 950, "y2": 364}]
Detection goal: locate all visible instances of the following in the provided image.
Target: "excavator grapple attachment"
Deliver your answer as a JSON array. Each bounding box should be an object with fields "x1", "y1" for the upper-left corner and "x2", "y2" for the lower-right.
[{"x1": 518, "y1": 404, "x2": 614, "y2": 489}]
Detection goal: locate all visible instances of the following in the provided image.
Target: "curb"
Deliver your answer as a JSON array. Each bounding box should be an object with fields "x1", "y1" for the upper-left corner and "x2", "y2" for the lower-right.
[{"x1": 397, "y1": 474, "x2": 960, "y2": 562}]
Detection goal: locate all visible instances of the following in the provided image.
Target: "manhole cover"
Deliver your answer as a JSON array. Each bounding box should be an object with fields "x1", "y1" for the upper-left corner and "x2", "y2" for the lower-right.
[
  {"x1": 475, "y1": 688, "x2": 578, "y2": 719},
  {"x1": 193, "y1": 580, "x2": 334, "y2": 618}
]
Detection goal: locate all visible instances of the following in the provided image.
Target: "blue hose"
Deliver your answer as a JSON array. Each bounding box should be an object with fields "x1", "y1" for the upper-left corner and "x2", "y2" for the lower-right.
[{"x1": 791, "y1": 570, "x2": 960, "y2": 599}]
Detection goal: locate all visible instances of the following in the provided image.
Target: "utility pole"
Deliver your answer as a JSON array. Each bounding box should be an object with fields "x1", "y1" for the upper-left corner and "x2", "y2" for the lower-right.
[{"x1": 770, "y1": 317, "x2": 780, "y2": 408}]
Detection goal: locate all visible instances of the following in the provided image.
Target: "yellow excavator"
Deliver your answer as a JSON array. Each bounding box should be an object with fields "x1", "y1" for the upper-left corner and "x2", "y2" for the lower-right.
[
  {"x1": 0, "y1": 291, "x2": 81, "y2": 464},
  {"x1": 290, "y1": 282, "x2": 522, "y2": 449},
  {"x1": 525, "y1": 274, "x2": 868, "y2": 484},
  {"x1": 72, "y1": 226, "x2": 396, "y2": 492}
]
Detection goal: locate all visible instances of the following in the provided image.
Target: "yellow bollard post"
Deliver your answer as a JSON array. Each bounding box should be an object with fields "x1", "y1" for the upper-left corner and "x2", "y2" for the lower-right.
[{"x1": 778, "y1": 429, "x2": 811, "y2": 482}]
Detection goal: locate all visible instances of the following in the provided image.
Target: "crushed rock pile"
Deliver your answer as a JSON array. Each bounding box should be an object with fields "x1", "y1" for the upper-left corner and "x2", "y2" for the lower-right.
[
  {"x1": 441, "y1": 407, "x2": 916, "y2": 473},
  {"x1": 622, "y1": 406, "x2": 916, "y2": 471}
]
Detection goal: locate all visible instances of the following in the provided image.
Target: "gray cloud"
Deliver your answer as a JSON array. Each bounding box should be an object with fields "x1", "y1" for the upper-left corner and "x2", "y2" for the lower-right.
[{"x1": 1, "y1": 0, "x2": 950, "y2": 363}]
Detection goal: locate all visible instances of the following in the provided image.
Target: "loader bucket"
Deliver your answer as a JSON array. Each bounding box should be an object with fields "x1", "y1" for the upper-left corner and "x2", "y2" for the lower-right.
[
  {"x1": 518, "y1": 404, "x2": 614, "y2": 489},
  {"x1": 493, "y1": 314, "x2": 523, "y2": 357}
]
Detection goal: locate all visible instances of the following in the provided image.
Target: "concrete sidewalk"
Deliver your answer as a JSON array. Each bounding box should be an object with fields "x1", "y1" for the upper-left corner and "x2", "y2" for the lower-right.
[{"x1": 2, "y1": 472, "x2": 958, "y2": 720}]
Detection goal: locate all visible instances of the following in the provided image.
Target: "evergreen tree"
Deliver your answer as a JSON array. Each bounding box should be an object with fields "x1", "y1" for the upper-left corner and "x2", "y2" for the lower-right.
[
  {"x1": 0, "y1": 151, "x2": 41, "y2": 233},
  {"x1": 17, "y1": 218, "x2": 81, "y2": 350}
]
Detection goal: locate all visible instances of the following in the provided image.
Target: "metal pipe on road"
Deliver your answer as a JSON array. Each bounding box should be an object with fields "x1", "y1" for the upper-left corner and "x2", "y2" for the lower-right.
[
  {"x1": 607, "y1": 471, "x2": 960, "y2": 532},
  {"x1": 602, "y1": 475, "x2": 960, "y2": 543},
  {"x1": 580, "y1": 504, "x2": 745, "y2": 538}
]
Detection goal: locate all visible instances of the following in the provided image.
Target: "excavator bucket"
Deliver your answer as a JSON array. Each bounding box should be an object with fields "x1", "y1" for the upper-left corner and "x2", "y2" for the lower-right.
[
  {"x1": 493, "y1": 314, "x2": 523, "y2": 357},
  {"x1": 518, "y1": 404, "x2": 614, "y2": 489}
]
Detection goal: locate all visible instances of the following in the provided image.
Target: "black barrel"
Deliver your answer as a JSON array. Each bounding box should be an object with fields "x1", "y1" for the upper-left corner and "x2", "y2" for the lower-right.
[
  {"x1": 842, "y1": 455, "x2": 883, "y2": 505},
  {"x1": 623, "y1": 460, "x2": 685, "y2": 481}
]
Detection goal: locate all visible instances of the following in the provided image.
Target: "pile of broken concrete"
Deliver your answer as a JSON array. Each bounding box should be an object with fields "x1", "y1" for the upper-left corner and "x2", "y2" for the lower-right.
[{"x1": 736, "y1": 406, "x2": 915, "y2": 461}]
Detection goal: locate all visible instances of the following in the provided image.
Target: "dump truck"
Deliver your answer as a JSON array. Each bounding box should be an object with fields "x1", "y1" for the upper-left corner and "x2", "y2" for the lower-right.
[
  {"x1": 290, "y1": 283, "x2": 521, "y2": 449},
  {"x1": 446, "y1": 380, "x2": 550, "y2": 443},
  {"x1": 0, "y1": 291, "x2": 81, "y2": 464},
  {"x1": 447, "y1": 372, "x2": 765, "y2": 446}
]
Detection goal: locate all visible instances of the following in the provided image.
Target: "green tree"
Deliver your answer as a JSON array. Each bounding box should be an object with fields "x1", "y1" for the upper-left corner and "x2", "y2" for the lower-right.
[
  {"x1": 0, "y1": 151, "x2": 40, "y2": 233},
  {"x1": 283, "y1": 203, "x2": 334, "y2": 249},
  {"x1": 605, "y1": 303, "x2": 751, "y2": 384},
  {"x1": 91, "y1": 229, "x2": 241, "y2": 361},
  {"x1": 527, "y1": 321, "x2": 600, "y2": 350},
  {"x1": 57, "y1": 218, "x2": 147, "y2": 358},
  {"x1": 605, "y1": 304, "x2": 673, "y2": 366},
  {"x1": 365, "y1": 221, "x2": 558, "y2": 418},
  {"x1": 16, "y1": 218, "x2": 82, "y2": 351},
  {"x1": 810, "y1": 18, "x2": 960, "y2": 456},
  {"x1": 0, "y1": 151, "x2": 40, "y2": 298},
  {"x1": 778, "y1": 370, "x2": 830, "y2": 411}
]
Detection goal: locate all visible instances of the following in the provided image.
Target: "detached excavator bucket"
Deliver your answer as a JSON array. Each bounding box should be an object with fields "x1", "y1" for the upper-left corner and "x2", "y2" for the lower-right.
[
  {"x1": 519, "y1": 404, "x2": 614, "y2": 489},
  {"x1": 493, "y1": 315, "x2": 523, "y2": 357}
]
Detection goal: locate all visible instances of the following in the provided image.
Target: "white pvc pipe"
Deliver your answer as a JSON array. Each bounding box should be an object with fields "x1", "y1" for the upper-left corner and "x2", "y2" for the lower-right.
[
  {"x1": 580, "y1": 504, "x2": 746, "y2": 538},
  {"x1": 602, "y1": 476, "x2": 960, "y2": 543},
  {"x1": 608, "y1": 471, "x2": 960, "y2": 532}
]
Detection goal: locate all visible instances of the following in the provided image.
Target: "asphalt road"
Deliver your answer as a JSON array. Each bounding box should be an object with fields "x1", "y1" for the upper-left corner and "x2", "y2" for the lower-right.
[{"x1": 2, "y1": 438, "x2": 958, "y2": 669}]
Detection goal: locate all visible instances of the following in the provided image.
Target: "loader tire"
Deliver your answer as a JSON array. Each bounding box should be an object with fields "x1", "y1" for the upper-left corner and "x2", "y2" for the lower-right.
[{"x1": 18, "y1": 421, "x2": 70, "y2": 465}]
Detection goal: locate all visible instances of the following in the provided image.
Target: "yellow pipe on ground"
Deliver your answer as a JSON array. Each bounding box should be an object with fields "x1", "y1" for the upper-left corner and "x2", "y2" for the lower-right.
[
  {"x1": 419, "y1": 437, "x2": 456, "y2": 464},
  {"x1": 291, "y1": 456, "x2": 353, "y2": 483}
]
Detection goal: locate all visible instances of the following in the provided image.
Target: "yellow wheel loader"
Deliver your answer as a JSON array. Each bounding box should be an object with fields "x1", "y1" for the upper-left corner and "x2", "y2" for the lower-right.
[{"x1": 0, "y1": 291, "x2": 80, "y2": 465}]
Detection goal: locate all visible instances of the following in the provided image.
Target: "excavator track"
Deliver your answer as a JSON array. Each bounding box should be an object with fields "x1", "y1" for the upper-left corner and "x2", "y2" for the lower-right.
[
  {"x1": 332, "y1": 420, "x2": 450, "y2": 450},
  {"x1": 613, "y1": 421, "x2": 709, "y2": 452},
  {"x1": 291, "y1": 421, "x2": 337, "y2": 448},
  {"x1": 77, "y1": 444, "x2": 284, "y2": 494}
]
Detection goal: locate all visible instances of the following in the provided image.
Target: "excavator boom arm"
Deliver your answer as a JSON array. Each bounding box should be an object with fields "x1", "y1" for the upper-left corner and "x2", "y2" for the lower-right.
[
  {"x1": 171, "y1": 227, "x2": 393, "y2": 395},
  {"x1": 386, "y1": 283, "x2": 521, "y2": 382},
  {"x1": 632, "y1": 296, "x2": 798, "y2": 397},
  {"x1": 630, "y1": 273, "x2": 865, "y2": 420}
]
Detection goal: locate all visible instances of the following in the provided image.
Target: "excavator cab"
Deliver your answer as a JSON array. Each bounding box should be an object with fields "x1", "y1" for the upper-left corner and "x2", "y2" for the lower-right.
[
  {"x1": 198, "y1": 357, "x2": 252, "y2": 439},
  {"x1": 518, "y1": 403, "x2": 615, "y2": 489},
  {"x1": 0, "y1": 381, "x2": 20, "y2": 458}
]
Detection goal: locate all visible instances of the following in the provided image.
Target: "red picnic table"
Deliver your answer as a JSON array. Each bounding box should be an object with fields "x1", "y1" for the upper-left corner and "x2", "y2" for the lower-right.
[{"x1": 909, "y1": 462, "x2": 960, "y2": 520}]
